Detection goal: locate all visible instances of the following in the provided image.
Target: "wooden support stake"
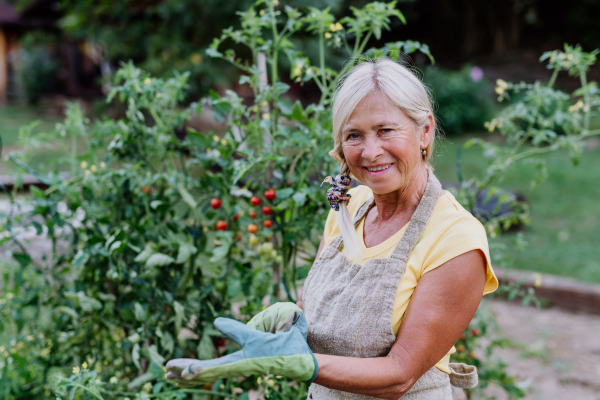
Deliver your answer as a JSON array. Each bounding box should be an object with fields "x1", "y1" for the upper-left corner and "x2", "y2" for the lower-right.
[{"x1": 0, "y1": 27, "x2": 8, "y2": 104}]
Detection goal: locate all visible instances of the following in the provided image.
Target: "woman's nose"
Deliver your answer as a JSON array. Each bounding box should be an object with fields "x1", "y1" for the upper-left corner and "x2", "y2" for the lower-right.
[{"x1": 361, "y1": 135, "x2": 383, "y2": 162}]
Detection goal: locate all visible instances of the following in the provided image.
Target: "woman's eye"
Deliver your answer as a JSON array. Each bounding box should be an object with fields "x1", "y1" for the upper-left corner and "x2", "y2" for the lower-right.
[
  {"x1": 346, "y1": 133, "x2": 360, "y2": 140},
  {"x1": 380, "y1": 128, "x2": 393, "y2": 134}
]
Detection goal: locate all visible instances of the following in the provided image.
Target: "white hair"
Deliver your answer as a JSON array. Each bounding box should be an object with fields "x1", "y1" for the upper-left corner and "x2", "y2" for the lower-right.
[{"x1": 329, "y1": 58, "x2": 438, "y2": 261}]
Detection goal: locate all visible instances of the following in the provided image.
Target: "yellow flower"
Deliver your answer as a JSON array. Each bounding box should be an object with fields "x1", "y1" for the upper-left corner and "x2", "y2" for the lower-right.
[
  {"x1": 257, "y1": 377, "x2": 262, "y2": 384},
  {"x1": 84, "y1": 170, "x2": 91, "y2": 176},
  {"x1": 274, "y1": 0, "x2": 279, "y2": 5},
  {"x1": 324, "y1": 32, "x2": 332, "y2": 39},
  {"x1": 259, "y1": 9, "x2": 265, "y2": 15},
  {"x1": 261, "y1": 101, "x2": 268, "y2": 107},
  {"x1": 329, "y1": 23, "x2": 336, "y2": 31},
  {"x1": 335, "y1": 22, "x2": 343, "y2": 31},
  {"x1": 268, "y1": 379, "x2": 275, "y2": 386},
  {"x1": 39, "y1": 333, "x2": 44, "y2": 339},
  {"x1": 203, "y1": 226, "x2": 209, "y2": 232},
  {"x1": 533, "y1": 273, "x2": 542, "y2": 287},
  {"x1": 495, "y1": 86, "x2": 504, "y2": 95},
  {"x1": 82, "y1": 361, "x2": 88, "y2": 369},
  {"x1": 17, "y1": 341, "x2": 24, "y2": 349},
  {"x1": 221, "y1": 138, "x2": 228, "y2": 146},
  {"x1": 156, "y1": 93, "x2": 162, "y2": 98},
  {"x1": 144, "y1": 78, "x2": 151, "y2": 85},
  {"x1": 90, "y1": 165, "x2": 97, "y2": 172},
  {"x1": 190, "y1": 53, "x2": 202, "y2": 66},
  {"x1": 213, "y1": 135, "x2": 220, "y2": 142},
  {"x1": 306, "y1": 67, "x2": 313, "y2": 74},
  {"x1": 496, "y1": 79, "x2": 508, "y2": 89},
  {"x1": 100, "y1": 161, "x2": 106, "y2": 169},
  {"x1": 292, "y1": 67, "x2": 302, "y2": 77},
  {"x1": 41, "y1": 348, "x2": 50, "y2": 357},
  {"x1": 0, "y1": 346, "x2": 4, "y2": 352},
  {"x1": 262, "y1": 113, "x2": 270, "y2": 120},
  {"x1": 72, "y1": 366, "x2": 80, "y2": 374},
  {"x1": 26, "y1": 335, "x2": 34, "y2": 341},
  {"x1": 80, "y1": 161, "x2": 88, "y2": 169}
]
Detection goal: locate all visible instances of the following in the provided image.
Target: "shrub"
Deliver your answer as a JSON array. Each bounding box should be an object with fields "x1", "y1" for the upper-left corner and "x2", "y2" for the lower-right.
[{"x1": 423, "y1": 65, "x2": 494, "y2": 135}]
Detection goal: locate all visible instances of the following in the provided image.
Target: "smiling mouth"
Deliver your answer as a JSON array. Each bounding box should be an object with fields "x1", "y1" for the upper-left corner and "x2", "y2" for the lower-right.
[{"x1": 364, "y1": 163, "x2": 393, "y2": 172}]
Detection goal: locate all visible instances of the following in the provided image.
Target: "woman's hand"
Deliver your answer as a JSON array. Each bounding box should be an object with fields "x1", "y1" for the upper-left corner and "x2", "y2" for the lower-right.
[
  {"x1": 166, "y1": 312, "x2": 318, "y2": 387},
  {"x1": 311, "y1": 249, "x2": 487, "y2": 399}
]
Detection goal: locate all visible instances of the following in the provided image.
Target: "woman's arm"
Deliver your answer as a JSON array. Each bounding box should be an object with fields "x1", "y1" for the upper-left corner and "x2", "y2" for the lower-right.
[
  {"x1": 297, "y1": 234, "x2": 327, "y2": 311},
  {"x1": 312, "y1": 249, "x2": 487, "y2": 400}
]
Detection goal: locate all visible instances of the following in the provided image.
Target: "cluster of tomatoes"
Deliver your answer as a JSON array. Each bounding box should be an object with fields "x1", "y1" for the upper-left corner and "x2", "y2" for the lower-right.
[{"x1": 209, "y1": 189, "x2": 277, "y2": 239}]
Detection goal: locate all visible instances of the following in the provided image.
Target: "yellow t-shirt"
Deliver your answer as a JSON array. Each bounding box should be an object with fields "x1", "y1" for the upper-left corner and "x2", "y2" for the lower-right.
[{"x1": 321, "y1": 185, "x2": 498, "y2": 374}]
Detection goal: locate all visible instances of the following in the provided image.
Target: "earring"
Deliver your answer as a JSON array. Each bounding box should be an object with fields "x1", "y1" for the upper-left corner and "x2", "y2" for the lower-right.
[{"x1": 421, "y1": 148, "x2": 427, "y2": 156}]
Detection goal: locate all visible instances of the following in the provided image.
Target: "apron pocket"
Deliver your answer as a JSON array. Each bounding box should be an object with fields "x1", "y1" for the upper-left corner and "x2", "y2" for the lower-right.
[{"x1": 448, "y1": 363, "x2": 478, "y2": 388}]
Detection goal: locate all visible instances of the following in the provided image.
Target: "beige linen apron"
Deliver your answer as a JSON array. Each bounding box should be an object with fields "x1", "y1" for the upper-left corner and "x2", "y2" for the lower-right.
[{"x1": 302, "y1": 170, "x2": 477, "y2": 399}]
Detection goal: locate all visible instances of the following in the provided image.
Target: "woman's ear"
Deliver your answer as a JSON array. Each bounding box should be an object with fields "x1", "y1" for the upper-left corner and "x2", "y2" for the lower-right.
[{"x1": 419, "y1": 112, "x2": 435, "y2": 149}]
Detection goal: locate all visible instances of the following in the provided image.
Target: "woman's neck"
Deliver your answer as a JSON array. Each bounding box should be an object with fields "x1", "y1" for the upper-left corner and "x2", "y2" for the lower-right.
[{"x1": 370, "y1": 164, "x2": 429, "y2": 224}]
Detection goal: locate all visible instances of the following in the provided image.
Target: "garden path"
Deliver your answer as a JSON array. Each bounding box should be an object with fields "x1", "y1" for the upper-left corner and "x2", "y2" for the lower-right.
[{"x1": 485, "y1": 299, "x2": 600, "y2": 400}]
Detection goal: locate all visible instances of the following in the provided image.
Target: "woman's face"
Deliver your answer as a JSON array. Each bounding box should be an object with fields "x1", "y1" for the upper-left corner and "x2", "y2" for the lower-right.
[{"x1": 342, "y1": 91, "x2": 432, "y2": 195}]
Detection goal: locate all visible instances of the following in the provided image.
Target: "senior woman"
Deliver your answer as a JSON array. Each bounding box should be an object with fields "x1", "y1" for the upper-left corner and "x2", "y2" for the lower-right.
[{"x1": 166, "y1": 58, "x2": 498, "y2": 400}]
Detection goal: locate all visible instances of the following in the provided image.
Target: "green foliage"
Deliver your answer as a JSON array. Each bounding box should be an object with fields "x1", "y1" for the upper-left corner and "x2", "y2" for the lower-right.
[
  {"x1": 0, "y1": 1, "x2": 432, "y2": 399},
  {"x1": 2, "y1": 0, "x2": 599, "y2": 398},
  {"x1": 423, "y1": 65, "x2": 493, "y2": 135},
  {"x1": 16, "y1": 32, "x2": 60, "y2": 104}
]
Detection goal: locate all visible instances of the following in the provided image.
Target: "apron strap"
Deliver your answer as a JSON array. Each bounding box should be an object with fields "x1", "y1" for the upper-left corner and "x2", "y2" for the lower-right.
[
  {"x1": 328, "y1": 168, "x2": 441, "y2": 256},
  {"x1": 389, "y1": 168, "x2": 441, "y2": 262}
]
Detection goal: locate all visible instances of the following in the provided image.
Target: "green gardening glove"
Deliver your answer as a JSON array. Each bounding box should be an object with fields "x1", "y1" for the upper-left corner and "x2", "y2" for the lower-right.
[
  {"x1": 165, "y1": 313, "x2": 318, "y2": 387},
  {"x1": 246, "y1": 302, "x2": 306, "y2": 337}
]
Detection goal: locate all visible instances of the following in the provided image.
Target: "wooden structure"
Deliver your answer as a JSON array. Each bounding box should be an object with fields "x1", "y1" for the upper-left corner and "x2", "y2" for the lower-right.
[{"x1": 0, "y1": 0, "x2": 67, "y2": 102}]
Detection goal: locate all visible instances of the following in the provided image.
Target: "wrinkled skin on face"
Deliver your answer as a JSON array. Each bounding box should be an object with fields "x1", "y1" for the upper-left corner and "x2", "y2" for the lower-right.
[{"x1": 341, "y1": 91, "x2": 433, "y2": 197}]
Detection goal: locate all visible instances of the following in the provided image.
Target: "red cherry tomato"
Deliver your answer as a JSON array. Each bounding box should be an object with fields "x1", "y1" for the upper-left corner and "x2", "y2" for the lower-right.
[
  {"x1": 247, "y1": 224, "x2": 259, "y2": 234},
  {"x1": 164, "y1": 306, "x2": 170, "y2": 312},
  {"x1": 210, "y1": 198, "x2": 222, "y2": 209},
  {"x1": 233, "y1": 212, "x2": 240, "y2": 221},
  {"x1": 215, "y1": 220, "x2": 228, "y2": 231},
  {"x1": 470, "y1": 328, "x2": 480, "y2": 337},
  {"x1": 263, "y1": 220, "x2": 272, "y2": 228},
  {"x1": 142, "y1": 186, "x2": 153, "y2": 196},
  {"x1": 250, "y1": 211, "x2": 257, "y2": 218},
  {"x1": 250, "y1": 196, "x2": 261, "y2": 206},
  {"x1": 264, "y1": 189, "x2": 276, "y2": 201},
  {"x1": 262, "y1": 206, "x2": 272, "y2": 215},
  {"x1": 216, "y1": 338, "x2": 226, "y2": 347}
]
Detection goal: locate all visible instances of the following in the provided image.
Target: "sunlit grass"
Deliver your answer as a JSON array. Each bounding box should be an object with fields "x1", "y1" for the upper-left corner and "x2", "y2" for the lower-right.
[{"x1": 433, "y1": 133, "x2": 600, "y2": 284}]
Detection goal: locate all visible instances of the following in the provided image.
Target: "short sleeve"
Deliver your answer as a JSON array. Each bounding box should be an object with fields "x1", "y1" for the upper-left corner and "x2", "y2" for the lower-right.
[{"x1": 421, "y1": 215, "x2": 498, "y2": 295}]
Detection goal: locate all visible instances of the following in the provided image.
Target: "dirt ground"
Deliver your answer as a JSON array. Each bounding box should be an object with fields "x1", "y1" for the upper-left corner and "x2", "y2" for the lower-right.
[{"x1": 483, "y1": 299, "x2": 600, "y2": 400}]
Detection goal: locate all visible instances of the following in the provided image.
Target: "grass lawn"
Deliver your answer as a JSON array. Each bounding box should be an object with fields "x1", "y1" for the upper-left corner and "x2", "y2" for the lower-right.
[
  {"x1": 432, "y1": 133, "x2": 600, "y2": 284},
  {"x1": 0, "y1": 105, "x2": 65, "y2": 174}
]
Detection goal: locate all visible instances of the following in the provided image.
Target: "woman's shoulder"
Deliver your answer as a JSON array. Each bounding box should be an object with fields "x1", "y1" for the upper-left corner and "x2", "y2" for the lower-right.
[{"x1": 433, "y1": 190, "x2": 486, "y2": 231}]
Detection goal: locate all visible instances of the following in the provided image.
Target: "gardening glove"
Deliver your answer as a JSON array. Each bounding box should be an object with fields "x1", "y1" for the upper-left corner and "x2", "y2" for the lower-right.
[
  {"x1": 246, "y1": 302, "x2": 307, "y2": 338},
  {"x1": 165, "y1": 314, "x2": 318, "y2": 387}
]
